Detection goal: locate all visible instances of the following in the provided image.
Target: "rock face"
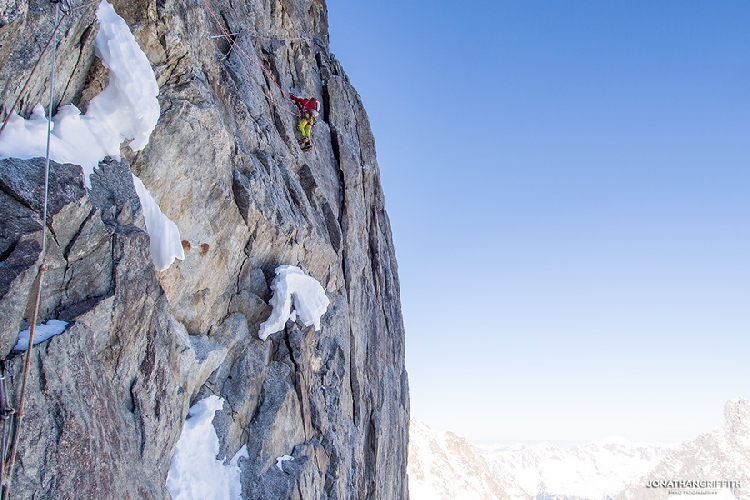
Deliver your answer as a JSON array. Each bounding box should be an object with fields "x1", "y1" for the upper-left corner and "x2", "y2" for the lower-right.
[{"x1": 0, "y1": 0, "x2": 409, "y2": 498}]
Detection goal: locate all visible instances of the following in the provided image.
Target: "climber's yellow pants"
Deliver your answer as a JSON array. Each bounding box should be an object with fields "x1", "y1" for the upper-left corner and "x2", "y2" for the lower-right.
[{"x1": 297, "y1": 117, "x2": 313, "y2": 139}]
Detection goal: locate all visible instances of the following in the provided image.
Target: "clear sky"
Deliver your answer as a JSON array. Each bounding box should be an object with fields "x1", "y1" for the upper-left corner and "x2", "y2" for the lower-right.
[{"x1": 325, "y1": 0, "x2": 750, "y2": 443}]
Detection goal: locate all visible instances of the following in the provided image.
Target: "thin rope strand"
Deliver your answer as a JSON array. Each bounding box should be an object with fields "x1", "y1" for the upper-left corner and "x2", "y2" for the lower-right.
[
  {"x1": 1, "y1": 4, "x2": 58, "y2": 498},
  {"x1": 200, "y1": 0, "x2": 298, "y2": 115}
]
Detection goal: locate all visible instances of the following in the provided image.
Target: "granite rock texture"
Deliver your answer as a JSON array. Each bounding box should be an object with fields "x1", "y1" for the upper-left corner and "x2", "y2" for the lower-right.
[{"x1": 0, "y1": 0, "x2": 409, "y2": 498}]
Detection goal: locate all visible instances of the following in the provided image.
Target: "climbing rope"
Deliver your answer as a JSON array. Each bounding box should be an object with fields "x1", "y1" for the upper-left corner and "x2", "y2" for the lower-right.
[
  {"x1": 200, "y1": 0, "x2": 289, "y2": 97},
  {"x1": 0, "y1": 362, "x2": 15, "y2": 495},
  {"x1": 1, "y1": 2, "x2": 63, "y2": 497},
  {"x1": 213, "y1": 32, "x2": 313, "y2": 44},
  {"x1": 199, "y1": 0, "x2": 302, "y2": 116}
]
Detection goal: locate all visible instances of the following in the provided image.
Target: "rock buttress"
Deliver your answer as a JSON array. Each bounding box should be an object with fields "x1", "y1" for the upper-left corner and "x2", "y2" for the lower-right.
[{"x1": 0, "y1": 0, "x2": 409, "y2": 498}]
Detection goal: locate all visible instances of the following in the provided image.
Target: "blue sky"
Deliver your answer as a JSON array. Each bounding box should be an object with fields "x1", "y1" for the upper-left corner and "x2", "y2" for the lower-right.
[{"x1": 325, "y1": 0, "x2": 750, "y2": 443}]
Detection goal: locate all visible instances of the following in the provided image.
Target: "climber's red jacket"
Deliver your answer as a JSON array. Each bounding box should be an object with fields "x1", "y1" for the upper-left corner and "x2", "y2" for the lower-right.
[{"x1": 290, "y1": 94, "x2": 319, "y2": 116}]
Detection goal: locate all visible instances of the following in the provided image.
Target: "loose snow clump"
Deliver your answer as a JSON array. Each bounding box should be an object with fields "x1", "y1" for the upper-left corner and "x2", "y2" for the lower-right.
[
  {"x1": 165, "y1": 395, "x2": 248, "y2": 500},
  {"x1": 258, "y1": 265, "x2": 330, "y2": 340},
  {"x1": 0, "y1": 0, "x2": 184, "y2": 271}
]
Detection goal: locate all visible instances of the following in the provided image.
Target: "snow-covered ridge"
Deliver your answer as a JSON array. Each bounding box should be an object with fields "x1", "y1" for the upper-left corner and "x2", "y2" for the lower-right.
[
  {"x1": 0, "y1": 0, "x2": 183, "y2": 271},
  {"x1": 478, "y1": 437, "x2": 674, "y2": 500},
  {"x1": 408, "y1": 419, "x2": 531, "y2": 500},
  {"x1": 411, "y1": 400, "x2": 750, "y2": 500},
  {"x1": 616, "y1": 398, "x2": 750, "y2": 500}
]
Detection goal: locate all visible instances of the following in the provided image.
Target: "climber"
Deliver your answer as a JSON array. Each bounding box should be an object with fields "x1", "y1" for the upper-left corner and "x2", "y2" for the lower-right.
[{"x1": 290, "y1": 94, "x2": 319, "y2": 151}]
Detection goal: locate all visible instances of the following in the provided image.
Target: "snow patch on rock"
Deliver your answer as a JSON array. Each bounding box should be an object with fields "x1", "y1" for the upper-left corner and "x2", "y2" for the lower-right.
[
  {"x1": 258, "y1": 265, "x2": 330, "y2": 340},
  {"x1": 14, "y1": 319, "x2": 68, "y2": 351},
  {"x1": 276, "y1": 455, "x2": 294, "y2": 471},
  {"x1": 165, "y1": 395, "x2": 248, "y2": 500}
]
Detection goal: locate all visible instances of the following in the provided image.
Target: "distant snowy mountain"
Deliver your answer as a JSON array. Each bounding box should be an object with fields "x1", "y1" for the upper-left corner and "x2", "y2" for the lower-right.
[
  {"x1": 615, "y1": 398, "x2": 750, "y2": 500},
  {"x1": 409, "y1": 398, "x2": 750, "y2": 500},
  {"x1": 408, "y1": 419, "x2": 531, "y2": 500},
  {"x1": 478, "y1": 437, "x2": 673, "y2": 500}
]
